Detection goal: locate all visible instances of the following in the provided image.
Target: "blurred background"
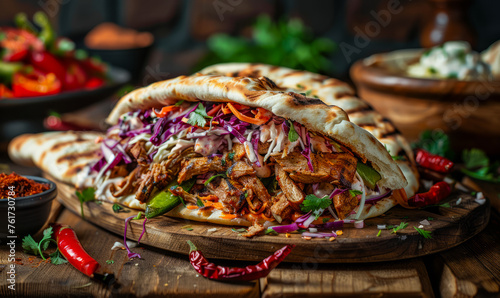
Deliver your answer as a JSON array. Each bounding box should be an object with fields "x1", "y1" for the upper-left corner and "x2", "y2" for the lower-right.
[{"x1": 1, "y1": 0, "x2": 499, "y2": 81}]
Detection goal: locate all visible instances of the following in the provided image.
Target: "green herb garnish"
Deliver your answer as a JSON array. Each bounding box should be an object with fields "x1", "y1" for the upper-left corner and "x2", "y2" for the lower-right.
[
  {"x1": 461, "y1": 148, "x2": 500, "y2": 183},
  {"x1": 300, "y1": 194, "x2": 332, "y2": 220},
  {"x1": 412, "y1": 130, "x2": 454, "y2": 159},
  {"x1": 265, "y1": 228, "x2": 279, "y2": 235},
  {"x1": 196, "y1": 199, "x2": 205, "y2": 207},
  {"x1": 391, "y1": 222, "x2": 408, "y2": 234},
  {"x1": 112, "y1": 203, "x2": 130, "y2": 213},
  {"x1": 377, "y1": 230, "x2": 382, "y2": 237},
  {"x1": 288, "y1": 120, "x2": 299, "y2": 142},
  {"x1": 75, "y1": 187, "x2": 95, "y2": 219},
  {"x1": 106, "y1": 260, "x2": 115, "y2": 264},
  {"x1": 414, "y1": 226, "x2": 432, "y2": 239},
  {"x1": 133, "y1": 212, "x2": 144, "y2": 220},
  {"x1": 22, "y1": 227, "x2": 68, "y2": 265},
  {"x1": 174, "y1": 100, "x2": 185, "y2": 107},
  {"x1": 204, "y1": 174, "x2": 226, "y2": 186},
  {"x1": 349, "y1": 190, "x2": 363, "y2": 197},
  {"x1": 187, "y1": 104, "x2": 212, "y2": 127}
]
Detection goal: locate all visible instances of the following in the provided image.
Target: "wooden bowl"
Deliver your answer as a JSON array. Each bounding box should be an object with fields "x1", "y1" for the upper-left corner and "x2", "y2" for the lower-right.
[{"x1": 350, "y1": 49, "x2": 500, "y2": 155}]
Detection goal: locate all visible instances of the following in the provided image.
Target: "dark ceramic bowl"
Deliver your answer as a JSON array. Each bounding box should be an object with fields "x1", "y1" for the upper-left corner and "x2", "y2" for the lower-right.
[{"x1": 0, "y1": 176, "x2": 57, "y2": 240}]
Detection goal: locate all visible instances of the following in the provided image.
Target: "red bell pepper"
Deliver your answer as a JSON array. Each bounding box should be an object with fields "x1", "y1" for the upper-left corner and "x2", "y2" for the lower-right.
[
  {"x1": 407, "y1": 181, "x2": 451, "y2": 208},
  {"x1": 0, "y1": 84, "x2": 13, "y2": 98},
  {"x1": 12, "y1": 71, "x2": 61, "y2": 97},
  {"x1": 63, "y1": 59, "x2": 87, "y2": 91},
  {"x1": 29, "y1": 51, "x2": 66, "y2": 82},
  {"x1": 84, "y1": 77, "x2": 105, "y2": 89},
  {"x1": 80, "y1": 57, "x2": 107, "y2": 76}
]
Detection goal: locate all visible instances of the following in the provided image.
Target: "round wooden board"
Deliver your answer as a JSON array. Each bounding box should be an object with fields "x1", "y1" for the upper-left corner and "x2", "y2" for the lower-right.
[{"x1": 52, "y1": 176, "x2": 490, "y2": 263}]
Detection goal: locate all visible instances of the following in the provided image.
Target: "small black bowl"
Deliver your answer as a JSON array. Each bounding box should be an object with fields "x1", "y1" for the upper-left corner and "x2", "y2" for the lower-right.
[{"x1": 0, "y1": 176, "x2": 57, "y2": 240}]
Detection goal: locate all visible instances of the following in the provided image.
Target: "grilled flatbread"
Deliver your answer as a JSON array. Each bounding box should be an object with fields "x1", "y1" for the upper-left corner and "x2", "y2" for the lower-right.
[
  {"x1": 199, "y1": 63, "x2": 419, "y2": 198},
  {"x1": 9, "y1": 72, "x2": 409, "y2": 235}
]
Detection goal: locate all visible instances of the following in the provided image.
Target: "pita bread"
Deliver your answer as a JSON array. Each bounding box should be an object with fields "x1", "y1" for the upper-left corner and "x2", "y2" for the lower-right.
[
  {"x1": 106, "y1": 74, "x2": 406, "y2": 190},
  {"x1": 8, "y1": 131, "x2": 103, "y2": 186},
  {"x1": 199, "y1": 63, "x2": 419, "y2": 197}
]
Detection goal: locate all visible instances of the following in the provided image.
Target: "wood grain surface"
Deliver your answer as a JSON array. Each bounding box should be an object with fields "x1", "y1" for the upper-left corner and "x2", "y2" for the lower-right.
[{"x1": 52, "y1": 175, "x2": 490, "y2": 263}]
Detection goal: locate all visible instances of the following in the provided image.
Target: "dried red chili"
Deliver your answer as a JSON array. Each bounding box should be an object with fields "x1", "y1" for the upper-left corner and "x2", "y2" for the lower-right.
[
  {"x1": 415, "y1": 149, "x2": 454, "y2": 173},
  {"x1": 187, "y1": 240, "x2": 294, "y2": 281},
  {"x1": 408, "y1": 181, "x2": 451, "y2": 208},
  {"x1": 0, "y1": 172, "x2": 49, "y2": 198}
]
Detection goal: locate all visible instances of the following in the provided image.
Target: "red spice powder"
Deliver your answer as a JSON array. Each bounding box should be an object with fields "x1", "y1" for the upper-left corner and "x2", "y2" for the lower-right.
[{"x1": 0, "y1": 172, "x2": 50, "y2": 198}]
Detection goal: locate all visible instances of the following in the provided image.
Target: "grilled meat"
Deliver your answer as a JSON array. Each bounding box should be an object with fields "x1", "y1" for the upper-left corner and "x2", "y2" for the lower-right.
[
  {"x1": 238, "y1": 175, "x2": 271, "y2": 203},
  {"x1": 170, "y1": 186, "x2": 198, "y2": 205},
  {"x1": 178, "y1": 155, "x2": 225, "y2": 183},
  {"x1": 270, "y1": 192, "x2": 293, "y2": 223},
  {"x1": 206, "y1": 178, "x2": 247, "y2": 213},
  {"x1": 128, "y1": 141, "x2": 149, "y2": 165},
  {"x1": 275, "y1": 164, "x2": 305, "y2": 208},
  {"x1": 242, "y1": 223, "x2": 265, "y2": 238},
  {"x1": 227, "y1": 161, "x2": 256, "y2": 179},
  {"x1": 333, "y1": 191, "x2": 359, "y2": 219}
]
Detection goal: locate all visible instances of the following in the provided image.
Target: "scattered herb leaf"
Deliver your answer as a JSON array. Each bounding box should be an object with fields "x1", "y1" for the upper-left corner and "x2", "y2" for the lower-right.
[
  {"x1": 349, "y1": 190, "x2": 363, "y2": 197},
  {"x1": 412, "y1": 130, "x2": 454, "y2": 159},
  {"x1": 204, "y1": 174, "x2": 226, "y2": 186},
  {"x1": 288, "y1": 120, "x2": 299, "y2": 142},
  {"x1": 461, "y1": 148, "x2": 500, "y2": 183},
  {"x1": 265, "y1": 228, "x2": 278, "y2": 235},
  {"x1": 439, "y1": 202, "x2": 451, "y2": 208},
  {"x1": 414, "y1": 226, "x2": 432, "y2": 239},
  {"x1": 427, "y1": 217, "x2": 434, "y2": 221},
  {"x1": 112, "y1": 203, "x2": 130, "y2": 213},
  {"x1": 75, "y1": 187, "x2": 96, "y2": 219},
  {"x1": 22, "y1": 227, "x2": 67, "y2": 265},
  {"x1": 174, "y1": 100, "x2": 185, "y2": 107},
  {"x1": 391, "y1": 222, "x2": 408, "y2": 234},
  {"x1": 106, "y1": 260, "x2": 115, "y2": 264},
  {"x1": 300, "y1": 194, "x2": 332, "y2": 219},
  {"x1": 187, "y1": 104, "x2": 212, "y2": 127},
  {"x1": 196, "y1": 199, "x2": 205, "y2": 207},
  {"x1": 377, "y1": 230, "x2": 382, "y2": 237}
]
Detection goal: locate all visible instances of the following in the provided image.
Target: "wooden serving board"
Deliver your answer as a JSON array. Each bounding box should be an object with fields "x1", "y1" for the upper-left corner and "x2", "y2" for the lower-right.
[{"x1": 51, "y1": 176, "x2": 490, "y2": 263}]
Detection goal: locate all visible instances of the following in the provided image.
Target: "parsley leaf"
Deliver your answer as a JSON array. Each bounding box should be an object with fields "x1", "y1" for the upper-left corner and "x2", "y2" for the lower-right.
[
  {"x1": 75, "y1": 187, "x2": 95, "y2": 219},
  {"x1": 49, "y1": 250, "x2": 68, "y2": 265},
  {"x1": 439, "y1": 202, "x2": 451, "y2": 208},
  {"x1": 391, "y1": 222, "x2": 408, "y2": 234},
  {"x1": 322, "y1": 218, "x2": 329, "y2": 223},
  {"x1": 288, "y1": 120, "x2": 299, "y2": 142},
  {"x1": 412, "y1": 130, "x2": 454, "y2": 159},
  {"x1": 461, "y1": 148, "x2": 500, "y2": 183},
  {"x1": 187, "y1": 104, "x2": 212, "y2": 127},
  {"x1": 414, "y1": 226, "x2": 432, "y2": 239},
  {"x1": 112, "y1": 203, "x2": 130, "y2": 213},
  {"x1": 349, "y1": 190, "x2": 363, "y2": 197},
  {"x1": 106, "y1": 260, "x2": 115, "y2": 264},
  {"x1": 174, "y1": 100, "x2": 185, "y2": 107},
  {"x1": 300, "y1": 194, "x2": 332, "y2": 219},
  {"x1": 265, "y1": 228, "x2": 278, "y2": 235},
  {"x1": 22, "y1": 235, "x2": 39, "y2": 255},
  {"x1": 427, "y1": 217, "x2": 434, "y2": 221},
  {"x1": 228, "y1": 152, "x2": 235, "y2": 160}
]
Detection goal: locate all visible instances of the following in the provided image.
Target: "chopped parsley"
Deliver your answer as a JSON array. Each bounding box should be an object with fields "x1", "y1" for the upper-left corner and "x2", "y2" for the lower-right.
[
  {"x1": 288, "y1": 120, "x2": 299, "y2": 142},
  {"x1": 106, "y1": 260, "x2": 115, "y2": 264},
  {"x1": 414, "y1": 226, "x2": 432, "y2": 239},
  {"x1": 228, "y1": 152, "x2": 235, "y2": 160},
  {"x1": 174, "y1": 100, "x2": 185, "y2": 107},
  {"x1": 376, "y1": 230, "x2": 382, "y2": 237},
  {"x1": 349, "y1": 190, "x2": 363, "y2": 197},
  {"x1": 265, "y1": 228, "x2": 278, "y2": 235},
  {"x1": 412, "y1": 130, "x2": 454, "y2": 159},
  {"x1": 439, "y1": 202, "x2": 451, "y2": 208},
  {"x1": 300, "y1": 194, "x2": 332, "y2": 220},
  {"x1": 187, "y1": 104, "x2": 212, "y2": 127},
  {"x1": 391, "y1": 222, "x2": 408, "y2": 234},
  {"x1": 204, "y1": 174, "x2": 226, "y2": 186},
  {"x1": 75, "y1": 187, "x2": 95, "y2": 219},
  {"x1": 427, "y1": 217, "x2": 434, "y2": 221}
]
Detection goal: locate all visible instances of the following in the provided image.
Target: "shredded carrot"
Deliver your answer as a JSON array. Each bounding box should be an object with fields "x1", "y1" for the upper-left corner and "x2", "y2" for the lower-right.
[
  {"x1": 259, "y1": 213, "x2": 275, "y2": 221},
  {"x1": 199, "y1": 195, "x2": 218, "y2": 201},
  {"x1": 246, "y1": 195, "x2": 256, "y2": 210},
  {"x1": 221, "y1": 104, "x2": 232, "y2": 114},
  {"x1": 186, "y1": 205, "x2": 199, "y2": 210},
  {"x1": 153, "y1": 105, "x2": 179, "y2": 118},
  {"x1": 207, "y1": 104, "x2": 222, "y2": 116},
  {"x1": 226, "y1": 103, "x2": 268, "y2": 125}
]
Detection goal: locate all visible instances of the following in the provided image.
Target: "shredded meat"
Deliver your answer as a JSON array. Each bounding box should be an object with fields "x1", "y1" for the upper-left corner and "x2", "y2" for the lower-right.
[
  {"x1": 170, "y1": 186, "x2": 198, "y2": 205},
  {"x1": 257, "y1": 141, "x2": 271, "y2": 154},
  {"x1": 231, "y1": 143, "x2": 246, "y2": 160},
  {"x1": 227, "y1": 161, "x2": 256, "y2": 179},
  {"x1": 111, "y1": 167, "x2": 138, "y2": 197},
  {"x1": 206, "y1": 178, "x2": 246, "y2": 213},
  {"x1": 178, "y1": 156, "x2": 226, "y2": 184},
  {"x1": 333, "y1": 191, "x2": 359, "y2": 219},
  {"x1": 270, "y1": 192, "x2": 293, "y2": 223},
  {"x1": 109, "y1": 164, "x2": 128, "y2": 178},
  {"x1": 242, "y1": 223, "x2": 265, "y2": 238},
  {"x1": 128, "y1": 141, "x2": 149, "y2": 165},
  {"x1": 238, "y1": 175, "x2": 271, "y2": 203},
  {"x1": 272, "y1": 152, "x2": 357, "y2": 187},
  {"x1": 275, "y1": 164, "x2": 305, "y2": 207}
]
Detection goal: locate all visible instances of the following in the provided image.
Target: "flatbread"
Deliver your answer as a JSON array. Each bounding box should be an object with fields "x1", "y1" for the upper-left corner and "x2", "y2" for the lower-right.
[
  {"x1": 106, "y1": 74, "x2": 406, "y2": 190},
  {"x1": 199, "y1": 63, "x2": 419, "y2": 197},
  {"x1": 8, "y1": 131, "x2": 103, "y2": 186}
]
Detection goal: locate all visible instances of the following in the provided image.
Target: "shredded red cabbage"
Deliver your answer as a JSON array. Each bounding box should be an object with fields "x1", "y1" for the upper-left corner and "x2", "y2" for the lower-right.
[
  {"x1": 124, "y1": 216, "x2": 141, "y2": 259},
  {"x1": 251, "y1": 130, "x2": 261, "y2": 167},
  {"x1": 222, "y1": 120, "x2": 247, "y2": 144},
  {"x1": 309, "y1": 220, "x2": 344, "y2": 230},
  {"x1": 270, "y1": 223, "x2": 299, "y2": 233},
  {"x1": 300, "y1": 130, "x2": 314, "y2": 171},
  {"x1": 329, "y1": 188, "x2": 348, "y2": 199},
  {"x1": 137, "y1": 218, "x2": 148, "y2": 244}
]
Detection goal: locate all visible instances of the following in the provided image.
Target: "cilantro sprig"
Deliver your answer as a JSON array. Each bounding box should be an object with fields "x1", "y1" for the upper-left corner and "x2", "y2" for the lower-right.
[
  {"x1": 75, "y1": 187, "x2": 95, "y2": 219},
  {"x1": 412, "y1": 130, "x2": 454, "y2": 159},
  {"x1": 22, "y1": 227, "x2": 67, "y2": 265},
  {"x1": 112, "y1": 203, "x2": 130, "y2": 214},
  {"x1": 300, "y1": 194, "x2": 332, "y2": 220},
  {"x1": 187, "y1": 104, "x2": 212, "y2": 127}
]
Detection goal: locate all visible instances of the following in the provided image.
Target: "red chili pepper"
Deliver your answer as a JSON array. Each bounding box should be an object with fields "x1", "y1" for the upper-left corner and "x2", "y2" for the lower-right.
[
  {"x1": 0, "y1": 28, "x2": 44, "y2": 62},
  {"x1": 29, "y1": 51, "x2": 66, "y2": 81},
  {"x1": 187, "y1": 240, "x2": 294, "y2": 281},
  {"x1": 51, "y1": 223, "x2": 100, "y2": 277},
  {"x1": 407, "y1": 181, "x2": 451, "y2": 208},
  {"x1": 415, "y1": 149, "x2": 454, "y2": 173},
  {"x1": 12, "y1": 71, "x2": 61, "y2": 97},
  {"x1": 80, "y1": 57, "x2": 107, "y2": 76}
]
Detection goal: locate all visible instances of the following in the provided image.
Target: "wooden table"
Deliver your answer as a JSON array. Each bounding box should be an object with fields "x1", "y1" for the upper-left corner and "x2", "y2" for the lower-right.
[{"x1": 1, "y1": 164, "x2": 500, "y2": 297}]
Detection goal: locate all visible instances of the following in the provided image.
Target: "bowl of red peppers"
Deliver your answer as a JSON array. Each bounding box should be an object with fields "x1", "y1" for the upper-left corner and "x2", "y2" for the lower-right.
[{"x1": 0, "y1": 12, "x2": 130, "y2": 118}]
